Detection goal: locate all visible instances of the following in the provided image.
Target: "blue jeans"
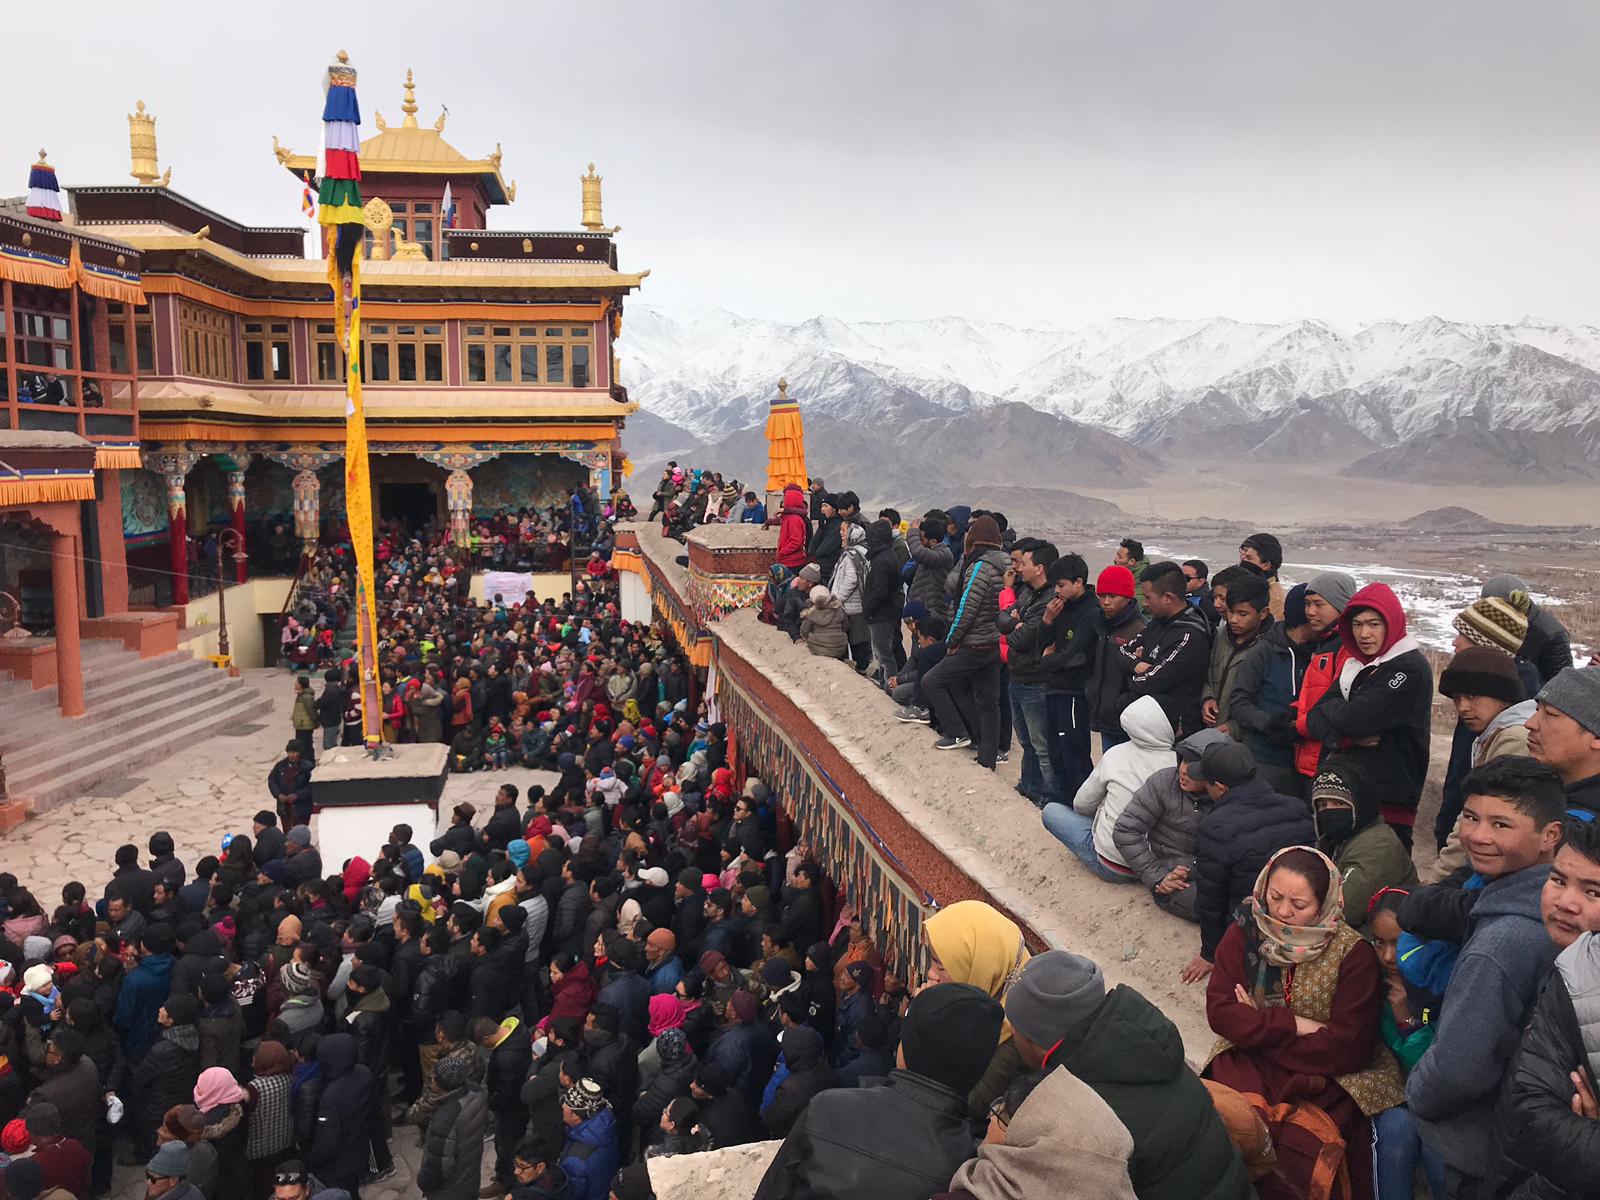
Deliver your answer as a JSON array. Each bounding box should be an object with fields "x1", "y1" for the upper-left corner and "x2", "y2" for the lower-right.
[
  {"x1": 1041, "y1": 803, "x2": 1138, "y2": 884},
  {"x1": 1099, "y1": 727, "x2": 1128, "y2": 752},
  {"x1": 1373, "y1": 1106, "x2": 1448, "y2": 1200},
  {"x1": 1011, "y1": 681, "x2": 1061, "y2": 804}
]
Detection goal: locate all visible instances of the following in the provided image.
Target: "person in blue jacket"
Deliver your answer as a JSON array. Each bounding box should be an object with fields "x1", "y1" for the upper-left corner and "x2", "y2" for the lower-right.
[{"x1": 559, "y1": 1077, "x2": 619, "y2": 1200}]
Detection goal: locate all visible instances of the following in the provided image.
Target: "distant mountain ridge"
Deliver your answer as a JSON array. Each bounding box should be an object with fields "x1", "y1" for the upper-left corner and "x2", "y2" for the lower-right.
[{"x1": 620, "y1": 305, "x2": 1600, "y2": 489}]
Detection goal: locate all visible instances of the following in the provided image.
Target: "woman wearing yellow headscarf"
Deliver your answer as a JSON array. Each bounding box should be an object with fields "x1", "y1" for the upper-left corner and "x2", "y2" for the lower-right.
[{"x1": 922, "y1": 899, "x2": 1032, "y2": 1120}]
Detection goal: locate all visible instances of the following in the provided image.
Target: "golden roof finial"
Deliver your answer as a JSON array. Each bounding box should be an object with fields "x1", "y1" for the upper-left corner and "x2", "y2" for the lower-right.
[
  {"x1": 581, "y1": 162, "x2": 604, "y2": 231},
  {"x1": 337, "y1": 50, "x2": 349, "y2": 64},
  {"x1": 401, "y1": 68, "x2": 419, "y2": 128},
  {"x1": 778, "y1": 378, "x2": 789, "y2": 400},
  {"x1": 36, "y1": 148, "x2": 48, "y2": 165},
  {"x1": 130, "y1": 99, "x2": 163, "y2": 186}
]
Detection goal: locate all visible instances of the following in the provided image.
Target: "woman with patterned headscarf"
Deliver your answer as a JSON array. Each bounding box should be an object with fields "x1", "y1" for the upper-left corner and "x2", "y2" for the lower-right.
[
  {"x1": 1203, "y1": 845, "x2": 1402, "y2": 1200},
  {"x1": 921, "y1": 900, "x2": 1032, "y2": 1121}
]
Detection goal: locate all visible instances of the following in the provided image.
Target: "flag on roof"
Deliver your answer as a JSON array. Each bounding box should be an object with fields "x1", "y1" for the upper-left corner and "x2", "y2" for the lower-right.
[
  {"x1": 442, "y1": 182, "x2": 456, "y2": 230},
  {"x1": 26, "y1": 151, "x2": 62, "y2": 221}
]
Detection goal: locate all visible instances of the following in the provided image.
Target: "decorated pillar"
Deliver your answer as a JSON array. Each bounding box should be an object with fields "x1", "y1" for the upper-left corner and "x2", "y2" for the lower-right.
[
  {"x1": 165, "y1": 472, "x2": 189, "y2": 604},
  {"x1": 145, "y1": 451, "x2": 198, "y2": 607},
  {"x1": 226, "y1": 455, "x2": 251, "y2": 583},
  {"x1": 445, "y1": 468, "x2": 473, "y2": 548},
  {"x1": 292, "y1": 469, "x2": 321, "y2": 554},
  {"x1": 51, "y1": 533, "x2": 85, "y2": 718}
]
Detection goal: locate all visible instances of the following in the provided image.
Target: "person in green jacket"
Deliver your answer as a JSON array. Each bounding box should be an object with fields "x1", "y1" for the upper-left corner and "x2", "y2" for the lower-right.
[
  {"x1": 1367, "y1": 889, "x2": 1447, "y2": 1200},
  {"x1": 1004, "y1": 950, "x2": 1253, "y2": 1200},
  {"x1": 1312, "y1": 755, "x2": 1418, "y2": 928},
  {"x1": 290, "y1": 674, "x2": 318, "y2": 763}
]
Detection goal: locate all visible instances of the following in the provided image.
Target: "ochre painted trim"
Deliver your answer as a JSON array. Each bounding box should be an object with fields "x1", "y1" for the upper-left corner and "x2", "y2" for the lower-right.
[
  {"x1": 93, "y1": 447, "x2": 144, "y2": 469},
  {"x1": 0, "y1": 477, "x2": 98, "y2": 505}
]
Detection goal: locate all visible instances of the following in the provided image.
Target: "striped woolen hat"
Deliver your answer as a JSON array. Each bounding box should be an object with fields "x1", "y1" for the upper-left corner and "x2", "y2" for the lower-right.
[{"x1": 1453, "y1": 593, "x2": 1530, "y2": 654}]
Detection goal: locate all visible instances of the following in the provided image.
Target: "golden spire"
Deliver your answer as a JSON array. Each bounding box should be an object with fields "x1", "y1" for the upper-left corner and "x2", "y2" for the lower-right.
[
  {"x1": 401, "y1": 68, "x2": 419, "y2": 128},
  {"x1": 581, "y1": 163, "x2": 604, "y2": 231},
  {"x1": 778, "y1": 378, "x2": 788, "y2": 400},
  {"x1": 36, "y1": 148, "x2": 48, "y2": 165},
  {"x1": 129, "y1": 100, "x2": 164, "y2": 186}
]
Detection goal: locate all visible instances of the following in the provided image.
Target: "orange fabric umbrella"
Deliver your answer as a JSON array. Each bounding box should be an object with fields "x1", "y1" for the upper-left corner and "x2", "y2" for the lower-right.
[{"x1": 765, "y1": 378, "x2": 808, "y2": 493}]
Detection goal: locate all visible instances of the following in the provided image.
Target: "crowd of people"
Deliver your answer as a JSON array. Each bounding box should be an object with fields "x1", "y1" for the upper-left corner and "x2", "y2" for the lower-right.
[
  {"x1": 732, "y1": 474, "x2": 1600, "y2": 1200},
  {"x1": 2, "y1": 462, "x2": 1599, "y2": 1200}
]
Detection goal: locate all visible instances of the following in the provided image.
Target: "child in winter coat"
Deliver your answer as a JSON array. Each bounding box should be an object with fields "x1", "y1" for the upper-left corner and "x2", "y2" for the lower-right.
[
  {"x1": 1367, "y1": 889, "x2": 1446, "y2": 1200},
  {"x1": 485, "y1": 718, "x2": 510, "y2": 770}
]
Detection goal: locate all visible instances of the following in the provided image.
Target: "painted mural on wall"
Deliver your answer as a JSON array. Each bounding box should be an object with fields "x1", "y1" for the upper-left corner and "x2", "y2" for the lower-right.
[
  {"x1": 122, "y1": 470, "x2": 168, "y2": 537},
  {"x1": 245, "y1": 463, "x2": 295, "y2": 523},
  {"x1": 471, "y1": 455, "x2": 585, "y2": 516}
]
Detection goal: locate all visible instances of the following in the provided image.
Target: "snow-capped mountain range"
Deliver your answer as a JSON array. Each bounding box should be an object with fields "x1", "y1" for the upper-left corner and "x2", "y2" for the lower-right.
[{"x1": 620, "y1": 305, "x2": 1600, "y2": 488}]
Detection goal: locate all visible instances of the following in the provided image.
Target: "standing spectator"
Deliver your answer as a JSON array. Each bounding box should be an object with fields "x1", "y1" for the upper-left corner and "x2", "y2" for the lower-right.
[
  {"x1": 416, "y1": 1052, "x2": 489, "y2": 1200},
  {"x1": 1528, "y1": 666, "x2": 1600, "y2": 815},
  {"x1": 920, "y1": 514, "x2": 1007, "y2": 765},
  {"x1": 1481, "y1": 573, "x2": 1574, "y2": 685},
  {"x1": 1086, "y1": 565, "x2": 1146, "y2": 752},
  {"x1": 559, "y1": 1079, "x2": 620, "y2": 1200},
  {"x1": 1305, "y1": 582, "x2": 1432, "y2": 851},
  {"x1": 304, "y1": 1033, "x2": 371, "y2": 1198}
]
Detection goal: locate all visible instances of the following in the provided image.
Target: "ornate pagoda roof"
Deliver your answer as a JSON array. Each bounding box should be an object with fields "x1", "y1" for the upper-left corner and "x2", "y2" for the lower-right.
[{"x1": 272, "y1": 68, "x2": 513, "y2": 205}]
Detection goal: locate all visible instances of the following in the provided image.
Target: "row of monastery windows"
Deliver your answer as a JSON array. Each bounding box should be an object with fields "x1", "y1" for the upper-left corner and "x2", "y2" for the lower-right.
[{"x1": 106, "y1": 303, "x2": 596, "y2": 388}]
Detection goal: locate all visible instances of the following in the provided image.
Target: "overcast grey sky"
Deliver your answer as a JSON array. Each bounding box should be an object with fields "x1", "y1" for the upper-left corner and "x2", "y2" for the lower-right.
[{"x1": 13, "y1": 1, "x2": 1600, "y2": 327}]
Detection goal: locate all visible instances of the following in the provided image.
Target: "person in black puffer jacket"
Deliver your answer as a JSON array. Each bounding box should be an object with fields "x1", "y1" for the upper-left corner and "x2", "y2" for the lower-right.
[
  {"x1": 762, "y1": 1025, "x2": 836, "y2": 1139},
  {"x1": 1113, "y1": 560, "x2": 1213, "y2": 739},
  {"x1": 754, "y1": 982, "x2": 1003, "y2": 1200},
  {"x1": 582, "y1": 1003, "x2": 639, "y2": 1142},
  {"x1": 417, "y1": 1052, "x2": 491, "y2": 1200},
  {"x1": 412, "y1": 926, "x2": 470, "y2": 1043},
  {"x1": 128, "y1": 995, "x2": 201, "y2": 1160},
  {"x1": 1190, "y1": 742, "x2": 1314, "y2": 970},
  {"x1": 861, "y1": 518, "x2": 905, "y2": 684},
  {"x1": 919, "y1": 515, "x2": 1008, "y2": 767},
  {"x1": 1499, "y1": 821, "x2": 1600, "y2": 1199},
  {"x1": 305, "y1": 1033, "x2": 372, "y2": 1196},
  {"x1": 289, "y1": 1031, "x2": 323, "y2": 1158},
  {"x1": 478, "y1": 1014, "x2": 532, "y2": 1193},
  {"x1": 632, "y1": 1027, "x2": 695, "y2": 1156}
]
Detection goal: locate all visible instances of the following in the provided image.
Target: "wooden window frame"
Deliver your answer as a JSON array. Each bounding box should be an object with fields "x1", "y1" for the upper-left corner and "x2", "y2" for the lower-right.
[
  {"x1": 462, "y1": 323, "x2": 593, "y2": 387},
  {"x1": 177, "y1": 299, "x2": 234, "y2": 382},
  {"x1": 360, "y1": 322, "x2": 445, "y2": 385},
  {"x1": 242, "y1": 320, "x2": 293, "y2": 383}
]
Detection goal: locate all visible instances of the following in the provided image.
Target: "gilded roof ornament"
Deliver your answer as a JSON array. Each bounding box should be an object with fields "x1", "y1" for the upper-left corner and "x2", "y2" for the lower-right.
[
  {"x1": 374, "y1": 111, "x2": 387, "y2": 132},
  {"x1": 434, "y1": 109, "x2": 447, "y2": 132},
  {"x1": 401, "y1": 69, "x2": 419, "y2": 128},
  {"x1": 271, "y1": 136, "x2": 293, "y2": 166},
  {"x1": 489, "y1": 143, "x2": 503, "y2": 168},
  {"x1": 129, "y1": 99, "x2": 164, "y2": 186},
  {"x1": 778, "y1": 378, "x2": 789, "y2": 400}
]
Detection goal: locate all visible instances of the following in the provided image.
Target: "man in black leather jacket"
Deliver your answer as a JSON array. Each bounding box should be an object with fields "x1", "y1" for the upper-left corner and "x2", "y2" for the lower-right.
[{"x1": 753, "y1": 982, "x2": 1004, "y2": 1200}]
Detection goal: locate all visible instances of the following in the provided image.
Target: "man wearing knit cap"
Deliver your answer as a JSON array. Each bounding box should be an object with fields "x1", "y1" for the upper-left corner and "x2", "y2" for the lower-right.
[
  {"x1": 1481, "y1": 573, "x2": 1574, "y2": 685},
  {"x1": 918, "y1": 512, "x2": 1008, "y2": 765},
  {"x1": 1529, "y1": 666, "x2": 1600, "y2": 815},
  {"x1": 143, "y1": 1140, "x2": 193, "y2": 1195},
  {"x1": 754, "y1": 982, "x2": 1005, "y2": 1200},
  {"x1": 1088, "y1": 563, "x2": 1147, "y2": 751},
  {"x1": 558, "y1": 1078, "x2": 618, "y2": 1200},
  {"x1": 1004, "y1": 951, "x2": 1250, "y2": 1200},
  {"x1": 1428, "y1": 645, "x2": 1537, "y2": 877},
  {"x1": 1290, "y1": 570, "x2": 1361, "y2": 788}
]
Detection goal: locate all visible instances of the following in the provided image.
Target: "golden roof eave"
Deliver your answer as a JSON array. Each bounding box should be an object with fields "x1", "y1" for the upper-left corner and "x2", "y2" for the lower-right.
[{"x1": 89, "y1": 226, "x2": 647, "y2": 291}]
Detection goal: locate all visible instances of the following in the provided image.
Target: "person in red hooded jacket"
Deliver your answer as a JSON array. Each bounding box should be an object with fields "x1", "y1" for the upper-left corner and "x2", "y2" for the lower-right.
[
  {"x1": 1305, "y1": 582, "x2": 1433, "y2": 850},
  {"x1": 774, "y1": 485, "x2": 812, "y2": 570}
]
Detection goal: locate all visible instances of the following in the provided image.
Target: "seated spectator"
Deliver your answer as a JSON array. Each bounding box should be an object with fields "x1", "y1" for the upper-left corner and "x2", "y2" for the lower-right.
[
  {"x1": 1204, "y1": 846, "x2": 1400, "y2": 1200},
  {"x1": 1401, "y1": 757, "x2": 1566, "y2": 1195},
  {"x1": 1184, "y1": 742, "x2": 1314, "y2": 984},
  {"x1": 936, "y1": 1065, "x2": 1137, "y2": 1200},
  {"x1": 799, "y1": 586, "x2": 850, "y2": 660},
  {"x1": 1311, "y1": 757, "x2": 1417, "y2": 926},
  {"x1": 921, "y1": 900, "x2": 1031, "y2": 1120},
  {"x1": 754, "y1": 982, "x2": 1005, "y2": 1200},
  {"x1": 1365, "y1": 889, "x2": 1448, "y2": 1200},
  {"x1": 1042, "y1": 695, "x2": 1173, "y2": 884},
  {"x1": 1305, "y1": 582, "x2": 1431, "y2": 851},
  {"x1": 1003, "y1": 951, "x2": 1252, "y2": 1199},
  {"x1": 1112, "y1": 728, "x2": 1233, "y2": 922}
]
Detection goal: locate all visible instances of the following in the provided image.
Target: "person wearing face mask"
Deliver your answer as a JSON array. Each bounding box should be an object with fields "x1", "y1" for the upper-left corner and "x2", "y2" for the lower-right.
[{"x1": 1311, "y1": 757, "x2": 1417, "y2": 928}]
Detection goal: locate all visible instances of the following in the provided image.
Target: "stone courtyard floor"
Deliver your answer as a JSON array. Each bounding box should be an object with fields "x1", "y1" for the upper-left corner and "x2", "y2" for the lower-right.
[{"x1": 4, "y1": 665, "x2": 560, "y2": 1200}]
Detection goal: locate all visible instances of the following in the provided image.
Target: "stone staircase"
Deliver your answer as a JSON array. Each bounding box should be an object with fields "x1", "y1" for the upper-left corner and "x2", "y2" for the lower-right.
[{"x1": 0, "y1": 639, "x2": 267, "y2": 815}]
